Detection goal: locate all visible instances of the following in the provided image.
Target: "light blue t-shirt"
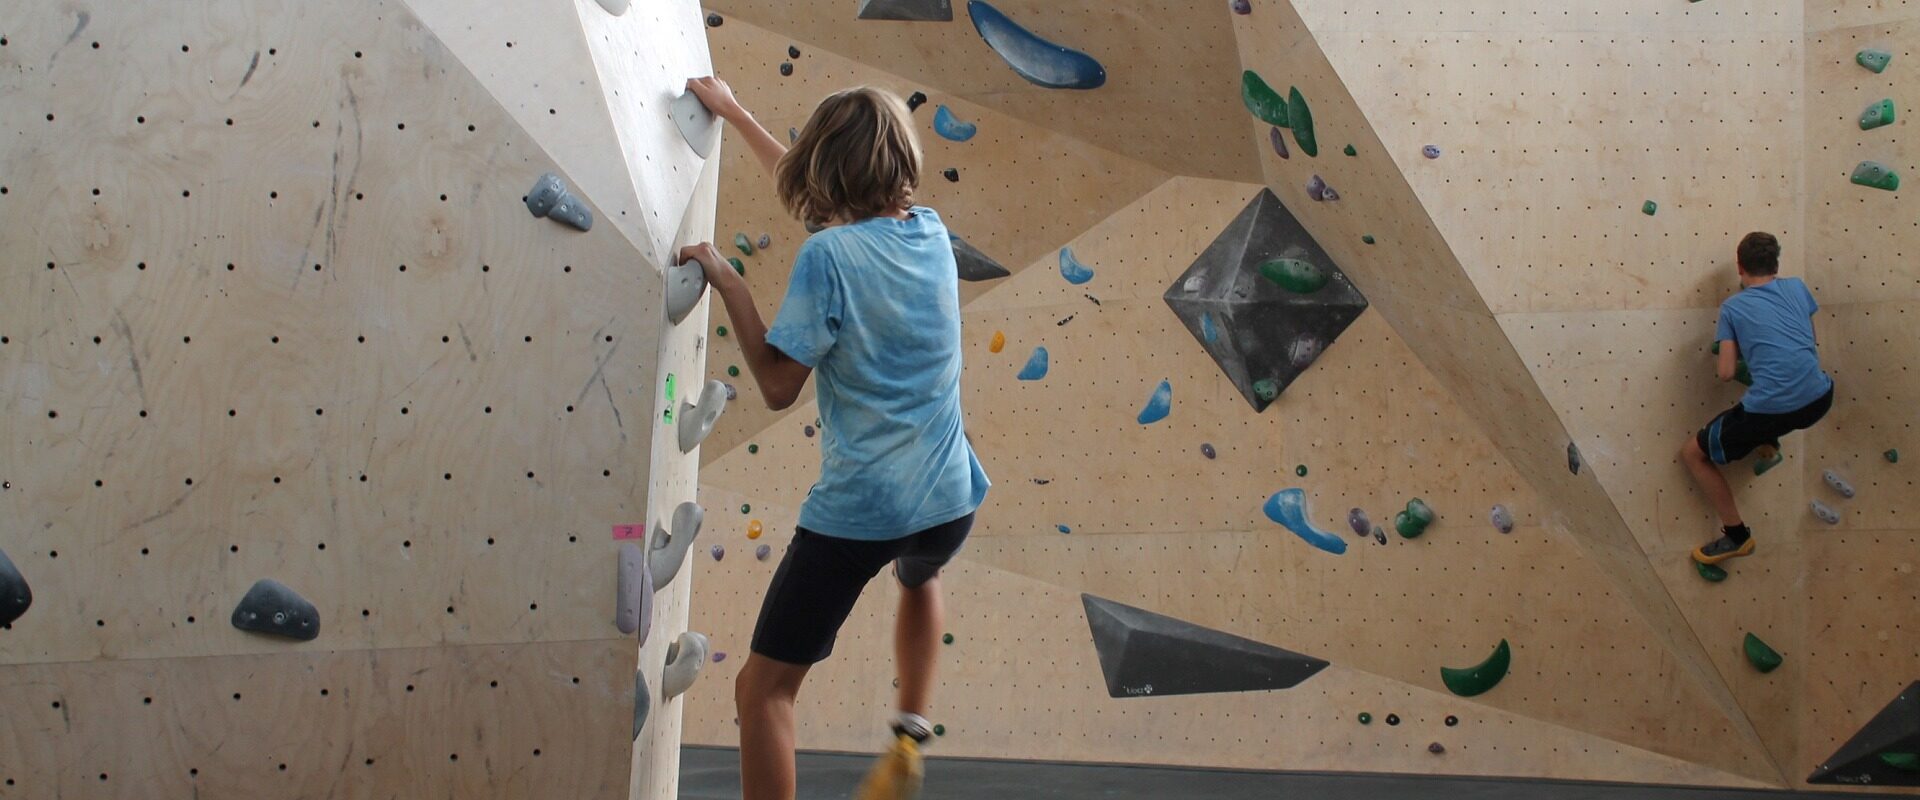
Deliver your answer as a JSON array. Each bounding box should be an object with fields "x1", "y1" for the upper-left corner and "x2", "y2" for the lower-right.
[
  {"x1": 764, "y1": 207, "x2": 990, "y2": 541},
  {"x1": 1715, "y1": 277, "x2": 1831, "y2": 414}
]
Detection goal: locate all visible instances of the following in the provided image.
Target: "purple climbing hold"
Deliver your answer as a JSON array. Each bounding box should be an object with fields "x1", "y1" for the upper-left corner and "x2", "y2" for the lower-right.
[
  {"x1": 1230, "y1": 0, "x2": 1252, "y2": 14},
  {"x1": 1269, "y1": 126, "x2": 1290, "y2": 159},
  {"x1": 1423, "y1": 145, "x2": 1442, "y2": 159},
  {"x1": 758, "y1": 234, "x2": 772, "y2": 250},
  {"x1": 710, "y1": 544, "x2": 725, "y2": 561},
  {"x1": 1287, "y1": 337, "x2": 1323, "y2": 369},
  {"x1": 1306, "y1": 175, "x2": 1327, "y2": 201},
  {"x1": 1201, "y1": 443, "x2": 1217, "y2": 460},
  {"x1": 713, "y1": 651, "x2": 728, "y2": 663},
  {"x1": 804, "y1": 425, "x2": 816, "y2": 438},
  {"x1": 755, "y1": 544, "x2": 772, "y2": 561},
  {"x1": 1429, "y1": 742, "x2": 1446, "y2": 755},
  {"x1": 1347, "y1": 508, "x2": 1370, "y2": 536},
  {"x1": 722, "y1": 383, "x2": 738, "y2": 401}
]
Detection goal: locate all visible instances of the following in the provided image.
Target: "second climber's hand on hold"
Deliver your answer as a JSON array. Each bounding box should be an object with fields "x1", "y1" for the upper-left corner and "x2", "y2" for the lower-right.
[
  {"x1": 687, "y1": 76, "x2": 748, "y2": 123},
  {"x1": 678, "y1": 243, "x2": 738, "y2": 289}
]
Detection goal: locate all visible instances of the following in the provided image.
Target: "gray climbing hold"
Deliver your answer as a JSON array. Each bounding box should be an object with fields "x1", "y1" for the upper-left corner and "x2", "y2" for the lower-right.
[
  {"x1": 1081, "y1": 594, "x2": 1327, "y2": 698},
  {"x1": 230, "y1": 579, "x2": 320, "y2": 641},
  {"x1": 678, "y1": 379, "x2": 729, "y2": 453},
  {"x1": 1824, "y1": 469, "x2": 1856, "y2": 499},
  {"x1": 858, "y1": 0, "x2": 954, "y2": 21},
  {"x1": 1490, "y1": 504, "x2": 1515, "y2": 535},
  {"x1": 650, "y1": 501, "x2": 706, "y2": 590},
  {"x1": 0, "y1": 547, "x2": 30, "y2": 627},
  {"x1": 662, "y1": 631, "x2": 711, "y2": 699},
  {"x1": 1423, "y1": 145, "x2": 1442, "y2": 159},
  {"x1": 525, "y1": 173, "x2": 593, "y2": 232},
  {"x1": 1568, "y1": 442, "x2": 1583, "y2": 475},
  {"x1": 1812, "y1": 500, "x2": 1842, "y2": 525},
  {"x1": 951, "y1": 235, "x2": 1012, "y2": 282},
  {"x1": 1372, "y1": 526, "x2": 1387, "y2": 545},
  {"x1": 1163, "y1": 189, "x2": 1368, "y2": 412},
  {"x1": 665, "y1": 260, "x2": 708, "y2": 325},
  {"x1": 758, "y1": 234, "x2": 772, "y2": 250},
  {"x1": 594, "y1": 0, "x2": 630, "y2": 14},
  {"x1": 1861, "y1": 99, "x2": 1897, "y2": 131},
  {"x1": 615, "y1": 542, "x2": 654, "y2": 642},
  {"x1": 632, "y1": 670, "x2": 652, "y2": 740},
  {"x1": 671, "y1": 89, "x2": 721, "y2": 159},
  {"x1": 1809, "y1": 681, "x2": 1920, "y2": 786},
  {"x1": 755, "y1": 544, "x2": 772, "y2": 561}
]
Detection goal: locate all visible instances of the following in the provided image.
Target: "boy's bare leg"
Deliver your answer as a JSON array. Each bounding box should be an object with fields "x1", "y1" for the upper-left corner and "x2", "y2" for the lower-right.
[
  {"x1": 1682, "y1": 438, "x2": 1743, "y2": 526},
  {"x1": 895, "y1": 577, "x2": 943, "y2": 717},
  {"x1": 736, "y1": 655, "x2": 812, "y2": 800}
]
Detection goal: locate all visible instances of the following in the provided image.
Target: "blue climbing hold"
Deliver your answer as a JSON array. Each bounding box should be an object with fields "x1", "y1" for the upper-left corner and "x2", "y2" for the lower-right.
[
  {"x1": 1138, "y1": 380, "x2": 1172, "y2": 425},
  {"x1": 1264, "y1": 489, "x2": 1347, "y2": 555},
  {"x1": 1060, "y1": 247, "x2": 1095, "y2": 285},
  {"x1": 933, "y1": 105, "x2": 979, "y2": 142},
  {"x1": 1017, "y1": 347, "x2": 1050, "y2": 380},
  {"x1": 967, "y1": 1, "x2": 1106, "y2": 90},
  {"x1": 1056, "y1": 524, "x2": 1072, "y2": 534},
  {"x1": 1200, "y1": 312, "x2": 1219, "y2": 344}
]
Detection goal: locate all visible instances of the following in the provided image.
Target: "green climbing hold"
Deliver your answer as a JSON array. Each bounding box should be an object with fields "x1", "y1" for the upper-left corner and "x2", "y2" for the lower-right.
[
  {"x1": 1287, "y1": 86, "x2": 1318, "y2": 157},
  {"x1": 1358, "y1": 712, "x2": 1373, "y2": 725},
  {"x1": 1295, "y1": 465, "x2": 1308, "y2": 477},
  {"x1": 1695, "y1": 561, "x2": 1728, "y2": 583},
  {"x1": 1240, "y1": 71, "x2": 1290, "y2": 127},
  {"x1": 728, "y1": 257, "x2": 746, "y2": 275},
  {"x1": 741, "y1": 504, "x2": 751, "y2": 514},
  {"x1": 1343, "y1": 144, "x2": 1357, "y2": 157},
  {"x1": 933, "y1": 724, "x2": 946, "y2": 736},
  {"x1": 1744, "y1": 632, "x2": 1782, "y2": 673},
  {"x1": 1882, "y1": 753, "x2": 1920, "y2": 772},
  {"x1": 1362, "y1": 235, "x2": 1376, "y2": 245},
  {"x1": 734, "y1": 233, "x2": 755, "y2": 256},
  {"x1": 1852, "y1": 161, "x2": 1901, "y2": 192},
  {"x1": 1858, "y1": 48, "x2": 1893, "y2": 74},
  {"x1": 942, "y1": 633, "x2": 955, "y2": 645},
  {"x1": 717, "y1": 326, "x2": 729, "y2": 337},
  {"x1": 1394, "y1": 498, "x2": 1436, "y2": 539},
  {"x1": 1254, "y1": 379, "x2": 1280, "y2": 403},
  {"x1": 1886, "y1": 449, "x2": 1900, "y2": 464},
  {"x1": 727, "y1": 365, "x2": 741, "y2": 377},
  {"x1": 1440, "y1": 639, "x2": 1510, "y2": 697},
  {"x1": 1861, "y1": 99, "x2": 1896, "y2": 131},
  {"x1": 1257, "y1": 258, "x2": 1328, "y2": 294},
  {"x1": 1642, "y1": 200, "x2": 1658, "y2": 216},
  {"x1": 747, "y1": 444, "x2": 758, "y2": 455}
]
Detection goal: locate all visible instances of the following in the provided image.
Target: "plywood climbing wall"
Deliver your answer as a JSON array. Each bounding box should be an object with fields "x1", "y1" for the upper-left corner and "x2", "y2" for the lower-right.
[
  {"x1": 0, "y1": 1, "x2": 718, "y2": 798},
  {"x1": 681, "y1": 0, "x2": 1920, "y2": 795}
]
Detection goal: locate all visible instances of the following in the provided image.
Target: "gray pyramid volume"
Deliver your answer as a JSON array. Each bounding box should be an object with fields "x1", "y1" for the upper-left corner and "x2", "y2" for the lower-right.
[
  {"x1": 1809, "y1": 680, "x2": 1920, "y2": 786},
  {"x1": 1164, "y1": 188, "x2": 1368, "y2": 412},
  {"x1": 1082, "y1": 594, "x2": 1328, "y2": 698},
  {"x1": 858, "y1": 0, "x2": 955, "y2": 21}
]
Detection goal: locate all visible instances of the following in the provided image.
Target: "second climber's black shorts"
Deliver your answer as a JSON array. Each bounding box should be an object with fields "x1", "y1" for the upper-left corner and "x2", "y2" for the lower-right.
[
  {"x1": 1697, "y1": 386, "x2": 1834, "y2": 465},
  {"x1": 749, "y1": 513, "x2": 974, "y2": 666}
]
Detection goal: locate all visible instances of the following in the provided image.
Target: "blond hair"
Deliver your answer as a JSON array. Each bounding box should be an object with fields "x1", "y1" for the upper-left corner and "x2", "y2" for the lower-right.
[{"x1": 777, "y1": 87, "x2": 921, "y2": 228}]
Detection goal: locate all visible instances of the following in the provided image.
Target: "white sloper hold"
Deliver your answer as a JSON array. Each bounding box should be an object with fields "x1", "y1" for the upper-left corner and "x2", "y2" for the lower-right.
[
  {"x1": 678, "y1": 379, "x2": 729, "y2": 452},
  {"x1": 662, "y1": 631, "x2": 711, "y2": 699},
  {"x1": 665, "y1": 259, "x2": 707, "y2": 325},
  {"x1": 671, "y1": 89, "x2": 720, "y2": 159},
  {"x1": 650, "y1": 501, "x2": 705, "y2": 591},
  {"x1": 615, "y1": 542, "x2": 654, "y2": 643}
]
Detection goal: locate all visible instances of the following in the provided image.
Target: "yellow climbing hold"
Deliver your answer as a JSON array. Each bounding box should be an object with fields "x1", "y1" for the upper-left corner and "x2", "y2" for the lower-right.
[
  {"x1": 748, "y1": 520, "x2": 763, "y2": 540},
  {"x1": 989, "y1": 331, "x2": 1006, "y2": 354}
]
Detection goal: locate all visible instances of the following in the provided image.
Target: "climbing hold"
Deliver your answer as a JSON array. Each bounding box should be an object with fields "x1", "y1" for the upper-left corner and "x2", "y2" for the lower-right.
[
  {"x1": 1394, "y1": 498, "x2": 1436, "y2": 539},
  {"x1": 1852, "y1": 161, "x2": 1901, "y2": 192},
  {"x1": 1306, "y1": 174, "x2": 1329, "y2": 202},
  {"x1": 748, "y1": 520, "x2": 763, "y2": 539},
  {"x1": 942, "y1": 167, "x2": 960, "y2": 182},
  {"x1": 662, "y1": 632, "x2": 711, "y2": 698},
  {"x1": 665, "y1": 259, "x2": 707, "y2": 325},
  {"x1": 755, "y1": 544, "x2": 772, "y2": 561},
  {"x1": 1059, "y1": 247, "x2": 1096, "y2": 285},
  {"x1": 705, "y1": 12, "x2": 723, "y2": 27},
  {"x1": 1809, "y1": 681, "x2": 1920, "y2": 785},
  {"x1": 1641, "y1": 200, "x2": 1658, "y2": 216},
  {"x1": 1138, "y1": 380, "x2": 1173, "y2": 424},
  {"x1": 857, "y1": 0, "x2": 956, "y2": 22},
  {"x1": 1268, "y1": 126, "x2": 1290, "y2": 159},
  {"x1": 1824, "y1": 469, "x2": 1856, "y2": 499},
  {"x1": 1445, "y1": 715, "x2": 1459, "y2": 727},
  {"x1": 0, "y1": 547, "x2": 30, "y2": 627},
  {"x1": 678, "y1": 380, "x2": 729, "y2": 453},
  {"x1": 1695, "y1": 561, "x2": 1728, "y2": 583},
  {"x1": 594, "y1": 0, "x2": 630, "y2": 15},
  {"x1": 989, "y1": 331, "x2": 1006, "y2": 353},
  {"x1": 789, "y1": 45, "x2": 802, "y2": 59},
  {"x1": 1231, "y1": 0, "x2": 1252, "y2": 13},
  {"x1": 1361, "y1": 235, "x2": 1375, "y2": 245},
  {"x1": 1887, "y1": 449, "x2": 1900, "y2": 464},
  {"x1": 1287, "y1": 86, "x2": 1318, "y2": 157},
  {"x1": 943, "y1": 633, "x2": 955, "y2": 645},
  {"x1": 670, "y1": 90, "x2": 721, "y2": 159},
  {"x1": 741, "y1": 504, "x2": 751, "y2": 514},
  {"x1": 1752, "y1": 448, "x2": 1781, "y2": 475},
  {"x1": 1883, "y1": 753, "x2": 1920, "y2": 773},
  {"x1": 727, "y1": 257, "x2": 745, "y2": 276},
  {"x1": 723, "y1": 384, "x2": 736, "y2": 401},
  {"x1": 1386, "y1": 714, "x2": 1400, "y2": 726},
  {"x1": 1241, "y1": 71, "x2": 1289, "y2": 127},
  {"x1": 951, "y1": 235, "x2": 1012, "y2": 282},
  {"x1": 1257, "y1": 258, "x2": 1327, "y2": 293},
  {"x1": 727, "y1": 365, "x2": 741, "y2": 378},
  {"x1": 759, "y1": 234, "x2": 772, "y2": 250},
  {"x1": 1358, "y1": 712, "x2": 1372, "y2": 724},
  {"x1": 1812, "y1": 500, "x2": 1842, "y2": 525},
  {"x1": 779, "y1": 62, "x2": 793, "y2": 77},
  {"x1": 524, "y1": 173, "x2": 593, "y2": 232},
  {"x1": 1743, "y1": 632, "x2": 1782, "y2": 674},
  {"x1": 1082, "y1": 594, "x2": 1328, "y2": 697},
  {"x1": 746, "y1": 443, "x2": 758, "y2": 454},
  {"x1": 1201, "y1": 443, "x2": 1217, "y2": 459},
  {"x1": 1861, "y1": 99, "x2": 1897, "y2": 131},
  {"x1": 649, "y1": 502, "x2": 705, "y2": 590},
  {"x1": 1056, "y1": 524, "x2": 1072, "y2": 534},
  {"x1": 1295, "y1": 465, "x2": 1308, "y2": 477},
  {"x1": 1200, "y1": 312, "x2": 1219, "y2": 344},
  {"x1": 933, "y1": 725, "x2": 946, "y2": 736},
  {"x1": 713, "y1": 651, "x2": 728, "y2": 663},
  {"x1": 1254, "y1": 379, "x2": 1278, "y2": 403},
  {"x1": 1423, "y1": 145, "x2": 1442, "y2": 159},
  {"x1": 907, "y1": 91, "x2": 929, "y2": 111},
  {"x1": 1017, "y1": 347, "x2": 1049, "y2": 380},
  {"x1": 710, "y1": 544, "x2": 725, "y2": 562},
  {"x1": 1857, "y1": 48, "x2": 1893, "y2": 73},
  {"x1": 1429, "y1": 743, "x2": 1446, "y2": 755},
  {"x1": 968, "y1": 1, "x2": 1107, "y2": 90},
  {"x1": 632, "y1": 670, "x2": 652, "y2": 740},
  {"x1": 1489, "y1": 504, "x2": 1514, "y2": 535},
  {"x1": 788, "y1": 127, "x2": 799, "y2": 144},
  {"x1": 1372, "y1": 527, "x2": 1387, "y2": 545},
  {"x1": 615, "y1": 542, "x2": 655, "y2": 642},
  {"x1": 1440, "y1": 639, "x2": 1511, "y2": 697},
  {"x1": 1347, "y1": 508, "x2": 1370, "y2": 536},
  {"x1": 230, "y1": 579, "x2": 321, "y2": 641},
  {"x1": 1567, "y1": 442, "x2": 1582, "y2": 475},
  {"x1": 1263, "y1": 488, "x2": 1348, "y2": 555},
  {"x1": 1342, "y1": 144, "x2": 1356, "y2": 157},
  {"x1": 933, "y1": 105, "x2": 978, "y2": 142},
  {"x1": 733, "y1": 233, "x2": 755, "y2": 256}
]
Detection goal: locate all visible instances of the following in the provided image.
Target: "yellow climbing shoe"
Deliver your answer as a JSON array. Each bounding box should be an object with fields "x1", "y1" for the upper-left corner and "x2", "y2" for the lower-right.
[
  {"x1": 1693, "y1": 535, "x2": 1755, "y2": 566},
  {"x1": 854, "y1": 734, "x2": 924, "y2": 800}
]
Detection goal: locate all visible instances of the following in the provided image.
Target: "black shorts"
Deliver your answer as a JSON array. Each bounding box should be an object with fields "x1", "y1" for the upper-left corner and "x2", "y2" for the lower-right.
[
  {"x1": 1697, "y1": 386, "x2": 1834, "y2": 465},
  {"x1": 749, "y1": 513, "x2": 974, "y2": 666}
]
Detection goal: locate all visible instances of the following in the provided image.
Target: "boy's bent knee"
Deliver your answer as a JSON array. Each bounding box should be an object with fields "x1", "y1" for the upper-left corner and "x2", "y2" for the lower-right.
[{"x1": 1681, "y1": 437, "x2": 1706, "y2": 461}]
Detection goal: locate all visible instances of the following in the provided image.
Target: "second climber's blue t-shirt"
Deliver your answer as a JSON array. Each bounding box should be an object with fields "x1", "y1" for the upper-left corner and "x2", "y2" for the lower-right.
[
  {"x1": 764, "y1": 206, "x2": 990, "y2": 541},
  {"x1": 1715, "y1": 277, "x2": 1831, "y2": 414}
]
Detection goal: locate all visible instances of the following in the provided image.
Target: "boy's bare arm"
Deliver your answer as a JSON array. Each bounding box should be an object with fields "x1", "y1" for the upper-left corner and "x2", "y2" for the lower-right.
[
  {"x1": 688, "y1": 77, "x2": 788, "y2": 178},
  {"x1": 1716, "y1": 340, "x2": 1739, "y2": 382},
  {"x1": 678, "y1": 244, "x2": 812, "y2": 411}
]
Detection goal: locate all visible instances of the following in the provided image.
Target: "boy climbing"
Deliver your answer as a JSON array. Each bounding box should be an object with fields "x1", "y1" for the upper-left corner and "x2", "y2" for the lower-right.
[
  {"x1": 679, "y1": 76, "x2": 991, "y2": 800},
  {"x1": 1682, "y1": 232, "x2": 1833, "y2": 565}
]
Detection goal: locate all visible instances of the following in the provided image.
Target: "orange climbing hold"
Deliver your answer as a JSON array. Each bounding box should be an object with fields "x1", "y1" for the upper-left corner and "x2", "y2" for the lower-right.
[
  {"x1": 989, "y1": 331, "x2": 1006, "y2": 354},
  {"x1": 747, "y1": 520, "x2": 763, "y2": 540}
]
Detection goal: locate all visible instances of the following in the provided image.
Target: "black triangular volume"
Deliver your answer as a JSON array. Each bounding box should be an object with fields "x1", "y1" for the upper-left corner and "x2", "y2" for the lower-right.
[
  {"x1": 856, "y1": 0, "x2": 954, "y2": 21},
  {"x1": 1809, "y1": 681, "x2": 1920, "y2": 786},
  {"x1": 1082, "y1": 594, "x2": 1328, "y2": 699},
  {"x1": 0, "y1": 546, "x2": 30, "y2": 627},
  {"x1": 951, "y1": 235, "x2": 1011, "y2": 281}
]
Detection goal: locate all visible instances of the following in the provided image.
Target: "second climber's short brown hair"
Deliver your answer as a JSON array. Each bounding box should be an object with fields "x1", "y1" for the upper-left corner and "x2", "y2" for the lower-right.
[
  {"x1": 1737, "y1": 232, "x2": 1781, "y2": 275},
  {"x1": 776, "y1": 87, "x2": 921, "y2": 228}
]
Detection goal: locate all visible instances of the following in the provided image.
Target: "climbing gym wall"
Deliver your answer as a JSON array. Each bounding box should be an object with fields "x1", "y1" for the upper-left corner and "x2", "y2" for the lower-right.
[
  {"x1": 0, "y1": 1, "x2": 719, "y2": 798},
  {"x1": 682, "y1": 0, "x2": 1918, "y2": 793}
]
